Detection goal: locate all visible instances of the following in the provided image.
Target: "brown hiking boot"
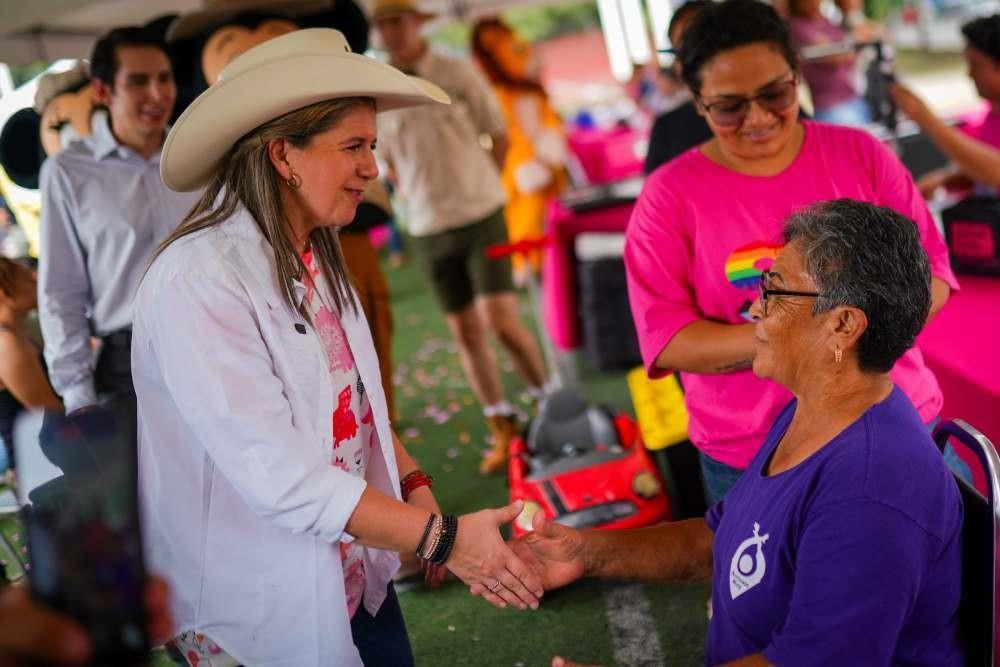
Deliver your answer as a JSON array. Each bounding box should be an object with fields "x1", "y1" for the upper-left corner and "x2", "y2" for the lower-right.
[{"x1": 480, "y1": 414, "x2": 519, "y2": 475}]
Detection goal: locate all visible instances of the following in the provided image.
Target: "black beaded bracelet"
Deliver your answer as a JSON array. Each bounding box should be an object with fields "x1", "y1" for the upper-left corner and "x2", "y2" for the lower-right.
[
  {"x1": 415, "y1": 513, "x2": 436, "y2": 558},
  {"x1": 429, "y1": 517, "x2": 452, "y2": 566},
  {"x1": 430, "y1": 514, "x2": 458, "y2": 566}
]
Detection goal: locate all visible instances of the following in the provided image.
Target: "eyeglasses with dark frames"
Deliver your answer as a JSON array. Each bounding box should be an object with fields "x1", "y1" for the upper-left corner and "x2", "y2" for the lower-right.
[
  {"x1": 697, "y1": 74, "x2": 798, "y2": 128},
  {"x1": 758, "y1": 271, "x2": 822, "y2": 316}
]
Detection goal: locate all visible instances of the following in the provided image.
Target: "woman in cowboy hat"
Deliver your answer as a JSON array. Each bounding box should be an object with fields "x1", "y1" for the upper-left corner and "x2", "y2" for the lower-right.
[{"x1": 135, "y1": 28, "x2": 543, "y2": 667}]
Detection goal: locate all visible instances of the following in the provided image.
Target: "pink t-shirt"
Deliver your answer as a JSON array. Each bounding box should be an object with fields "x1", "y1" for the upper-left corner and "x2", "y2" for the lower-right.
[
  {"x1": 960, "y1": 106, "x2": 1000, "y2": 149},
  {"x1": 625, "y1": 121, "x2": 959, "y2": 469}
]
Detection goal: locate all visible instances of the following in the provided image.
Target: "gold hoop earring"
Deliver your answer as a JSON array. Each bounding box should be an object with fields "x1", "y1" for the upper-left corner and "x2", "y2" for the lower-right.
[
  {"x1": 835, "y1": 348, "x2": 843, "y2": 364},
  {"x1": 286, "y1": 172, "x2": 302, "y2": 189}
]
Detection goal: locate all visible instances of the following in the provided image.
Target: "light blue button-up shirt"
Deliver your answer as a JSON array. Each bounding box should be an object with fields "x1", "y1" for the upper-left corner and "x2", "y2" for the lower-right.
[{"x1": 38, "y1": 110, "x2": 200, "y2": 412}]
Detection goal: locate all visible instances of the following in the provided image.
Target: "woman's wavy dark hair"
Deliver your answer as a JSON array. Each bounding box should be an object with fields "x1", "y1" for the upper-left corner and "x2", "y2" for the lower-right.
[
  {"x1": 678, "y1": 0, "x2": 798, "y2": 95},
  {"x1": 783, "y1": 199, "x2": 931, "y2": 374}
]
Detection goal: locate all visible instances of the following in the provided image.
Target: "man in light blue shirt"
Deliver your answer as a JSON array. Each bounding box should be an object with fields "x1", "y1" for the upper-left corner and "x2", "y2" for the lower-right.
[{"x1": 38, "y1": 26, "x2": 200, "y2": 412}]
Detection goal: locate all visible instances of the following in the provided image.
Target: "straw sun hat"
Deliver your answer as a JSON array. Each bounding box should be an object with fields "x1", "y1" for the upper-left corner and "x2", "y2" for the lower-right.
[{"x1": 160, "y1": 27, "x2": 449, "y2": 191}]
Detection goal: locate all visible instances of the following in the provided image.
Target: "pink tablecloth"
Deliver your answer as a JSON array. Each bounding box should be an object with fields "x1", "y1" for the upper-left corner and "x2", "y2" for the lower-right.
[
  {"x1": 917, "y1": 276, "x2": 1000, "y2": 488},
  {"x1": 543, "y1": 199, "x2": 634, "y2": 350},
  {"x1": 567, "y1": 128, "x2": 648, "y2": 185}
]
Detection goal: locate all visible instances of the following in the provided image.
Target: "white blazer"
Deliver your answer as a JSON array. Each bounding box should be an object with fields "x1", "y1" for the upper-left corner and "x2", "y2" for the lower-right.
[{"x1": 132, "y1": 202, "x2": 401, "y2": 667}]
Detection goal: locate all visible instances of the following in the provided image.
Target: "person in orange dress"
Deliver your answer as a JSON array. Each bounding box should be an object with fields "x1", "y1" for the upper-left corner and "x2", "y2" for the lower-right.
[{"x1": 471, "y1": 17, "x2": 567, "y2": 282}]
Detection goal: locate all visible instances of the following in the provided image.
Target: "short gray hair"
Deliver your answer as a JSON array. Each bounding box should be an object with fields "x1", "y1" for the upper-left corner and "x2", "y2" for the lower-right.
[{"x1": 783, "y1": 199, "x2": 931, "y2": 373}]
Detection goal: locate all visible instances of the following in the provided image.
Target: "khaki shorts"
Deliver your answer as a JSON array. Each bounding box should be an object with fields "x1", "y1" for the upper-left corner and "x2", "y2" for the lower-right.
[{"x1": 409, "y1": 208, "x2": 514, "y2": 313}]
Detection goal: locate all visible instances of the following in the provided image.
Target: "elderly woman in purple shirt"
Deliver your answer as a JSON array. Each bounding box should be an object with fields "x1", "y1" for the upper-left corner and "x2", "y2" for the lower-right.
[{"x1": 510, "y1": 199, "x2": 964, "y2": 667}]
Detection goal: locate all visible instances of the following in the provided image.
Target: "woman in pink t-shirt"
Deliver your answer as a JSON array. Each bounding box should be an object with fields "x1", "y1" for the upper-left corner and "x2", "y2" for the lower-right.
[{"x1": 625, "y1": 0, "x2": 961, "y2": 504}]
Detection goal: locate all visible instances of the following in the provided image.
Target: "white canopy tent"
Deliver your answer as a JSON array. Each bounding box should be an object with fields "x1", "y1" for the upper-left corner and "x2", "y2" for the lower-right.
[
  {"x1": 0, "y1": 0, "x2": 626, "y2": 66},
  {"x1": 0, "y1": 0, "x2": 202, "y2": 65}
]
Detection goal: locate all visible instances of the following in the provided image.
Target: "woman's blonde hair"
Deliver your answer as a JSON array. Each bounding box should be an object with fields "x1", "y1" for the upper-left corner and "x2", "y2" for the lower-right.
[{"x1": 157, "y1": 96, "x2": 376, "y2": 319}]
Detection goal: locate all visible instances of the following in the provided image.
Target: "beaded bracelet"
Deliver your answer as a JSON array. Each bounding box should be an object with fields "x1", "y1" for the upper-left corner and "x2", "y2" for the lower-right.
[
  {"x1": 429, "y1": 514, "x2": 458, "y2": 566},
  {"x1": 422, "y1": 517, "x2": 443, "y2": 561},
  {"x1": 401, "y1": 470, "x2": 434, "y2": 501},
  {"x1": 415, "y1": 513, "x2": 436, "y2": 558}
]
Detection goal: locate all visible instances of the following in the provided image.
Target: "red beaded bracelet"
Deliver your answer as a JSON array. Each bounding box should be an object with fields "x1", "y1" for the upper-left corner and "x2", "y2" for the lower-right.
[{"x1": 401, "y1": 470, "x2": 434, "y2": 501}]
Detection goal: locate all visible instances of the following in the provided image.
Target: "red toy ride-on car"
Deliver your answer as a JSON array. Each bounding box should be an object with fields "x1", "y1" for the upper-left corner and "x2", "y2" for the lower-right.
[
  {"x1": 508, "y1": 388, "x2": 671, "y2": 537},
  {"x1": 484, "y1": 236, "x2": 672, "y2": 536}
]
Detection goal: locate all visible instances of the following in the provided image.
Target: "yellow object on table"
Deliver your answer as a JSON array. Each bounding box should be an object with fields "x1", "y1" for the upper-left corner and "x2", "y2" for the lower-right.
[{"x1": 626, "y1": 367, "x2": 689, "y2": 451}]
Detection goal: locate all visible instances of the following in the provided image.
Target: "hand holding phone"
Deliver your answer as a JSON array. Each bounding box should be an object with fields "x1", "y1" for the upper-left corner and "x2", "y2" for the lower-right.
[
  {"x1": 0, "y1": 577, "x2": 172, "y2": 666},
  {"x1": 14, "y1": 401, "x2": 151, "y2": 665}
]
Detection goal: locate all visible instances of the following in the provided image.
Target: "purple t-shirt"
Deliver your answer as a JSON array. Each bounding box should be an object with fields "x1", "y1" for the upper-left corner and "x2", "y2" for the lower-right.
[
  {"x1": 789, "y1": 16, "x2": 859, "y2": 111},
  {"x1": 705, "y1": 387, "x2": 963, "y2": 666}
]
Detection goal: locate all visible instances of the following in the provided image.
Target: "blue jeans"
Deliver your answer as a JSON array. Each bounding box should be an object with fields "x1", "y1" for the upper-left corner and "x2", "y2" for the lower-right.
[
  {"x1": 351, "y1": 584, "x2": 414, "y2": 666},
  {"x1": 699, "y1": 452, "x2": 745, "y2": 506}
]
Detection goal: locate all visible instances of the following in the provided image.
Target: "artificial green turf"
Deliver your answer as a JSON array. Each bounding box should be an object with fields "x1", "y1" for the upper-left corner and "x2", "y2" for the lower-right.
[
  {"x1": 646, "y1": 582, "x2": 711, "y2": 666},
  {"x1": 385, "y1": 252, "x2": 707, "y2": 666},
  {"x1": 400, "y1": 578, "x2": 618, "y2": 666}
]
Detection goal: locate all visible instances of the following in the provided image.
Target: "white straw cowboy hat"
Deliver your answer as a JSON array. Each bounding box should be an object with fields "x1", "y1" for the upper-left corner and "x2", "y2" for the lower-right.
[{"x1": 161, "y1": 27, "x2": 449, "y2": 191}]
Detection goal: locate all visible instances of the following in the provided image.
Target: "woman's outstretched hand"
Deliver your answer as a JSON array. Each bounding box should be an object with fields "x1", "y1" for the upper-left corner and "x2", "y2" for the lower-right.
[
  {"x1": 404, "y1": 486, "x2": 447, "y2": 587},
  {"x1": 446, "y1": 500, "x2": 545, "y2": 610}
]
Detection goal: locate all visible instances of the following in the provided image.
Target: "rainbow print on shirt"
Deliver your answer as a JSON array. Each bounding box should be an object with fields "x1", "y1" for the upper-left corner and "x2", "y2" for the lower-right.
[{"x1": 725, "y1": 242, "x2": 783, "y2": 289}]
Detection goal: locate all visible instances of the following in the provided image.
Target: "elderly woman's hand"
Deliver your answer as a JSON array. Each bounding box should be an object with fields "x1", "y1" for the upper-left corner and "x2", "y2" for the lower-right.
[
  {"x1": 507, "y1": 512, "x2": 587, "y2": 592},
  {"x1": 552, "y1": 657, "x2": 601, "y2": 667},
  {"x1": 446, "y1": 500, "x2": 545, "y2": 610}
]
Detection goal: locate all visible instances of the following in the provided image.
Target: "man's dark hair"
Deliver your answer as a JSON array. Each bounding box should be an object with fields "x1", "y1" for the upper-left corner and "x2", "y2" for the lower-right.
[
  {"x1": 783, "y1": 199, "x2": 931, "y2": 374},
  {"x1": 962, "y1": 14, "x2": 1000, "y2": 63},
  {"x1": 90, "y1": 26, "x2": 170, "y2": 88},
  {"x1": 678, "y1": 0, "x2": 797, "y2": 95},
  {"x1": 668, "y1": 0, "x2": 713, "y2": 44}
]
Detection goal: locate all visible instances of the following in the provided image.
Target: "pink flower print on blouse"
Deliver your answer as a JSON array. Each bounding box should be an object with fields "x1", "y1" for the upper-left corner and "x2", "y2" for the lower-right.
[
  {"x1": 333, "y1": 385, "x2": 358, "y2": 446},
  {"x1": 340, "y1": 542, "x2": 366, "y2": 617},
  {"x1": 315, "y1": 306, "x2": 355, "y2": 373}
]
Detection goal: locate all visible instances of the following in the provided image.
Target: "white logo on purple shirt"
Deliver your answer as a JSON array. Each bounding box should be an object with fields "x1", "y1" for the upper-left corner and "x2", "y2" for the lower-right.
[{"x1": 729, "y1": 522, "x2": 770, "y2": 600}]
